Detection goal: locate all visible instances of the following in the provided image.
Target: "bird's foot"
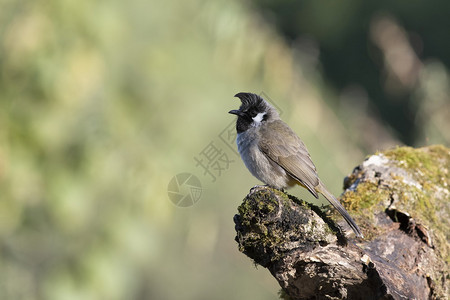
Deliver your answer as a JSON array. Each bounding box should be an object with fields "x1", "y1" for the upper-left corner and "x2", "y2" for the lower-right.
[
  {"x1": 250, "y1": 185, "x2": 286, "y2": 193},
  {"x1": 250, "y1": 184, "x2": 269, "y2": 192}
]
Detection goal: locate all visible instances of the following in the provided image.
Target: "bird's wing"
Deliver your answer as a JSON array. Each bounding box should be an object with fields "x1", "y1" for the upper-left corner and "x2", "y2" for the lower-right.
[{"x1": 258, "y1": 120, "x2": 320, "y2": 198}]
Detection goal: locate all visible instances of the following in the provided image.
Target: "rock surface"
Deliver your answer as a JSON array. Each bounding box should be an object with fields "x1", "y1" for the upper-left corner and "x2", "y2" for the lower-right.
[{"x1": 234, "y1": 145, "x2": 449, "y2": 299}]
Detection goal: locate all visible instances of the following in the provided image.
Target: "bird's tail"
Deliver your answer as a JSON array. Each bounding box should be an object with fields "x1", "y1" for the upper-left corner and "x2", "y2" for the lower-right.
[{"x1": 316, "y1": 181, "x2": 363, "y2": 238}]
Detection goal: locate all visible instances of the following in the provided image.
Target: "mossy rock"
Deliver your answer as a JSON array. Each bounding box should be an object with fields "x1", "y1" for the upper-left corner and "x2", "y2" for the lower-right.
[
  {"x1": 234, "y1": 186, "x2": 337, "y2": 267},
  {"x1": 339, "y1": 145, "x2": 449, "y2": 298}
]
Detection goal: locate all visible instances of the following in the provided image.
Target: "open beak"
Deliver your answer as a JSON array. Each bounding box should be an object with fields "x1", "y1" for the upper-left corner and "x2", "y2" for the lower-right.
[{"x1": 229, "y1": 109, "x2": 246, "y2": 117}]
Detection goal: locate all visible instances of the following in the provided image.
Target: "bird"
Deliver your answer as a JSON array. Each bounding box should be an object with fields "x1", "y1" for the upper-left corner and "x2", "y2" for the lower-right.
[{"x1": 229, "y1": 92, "x2": 363, "y2": 238}]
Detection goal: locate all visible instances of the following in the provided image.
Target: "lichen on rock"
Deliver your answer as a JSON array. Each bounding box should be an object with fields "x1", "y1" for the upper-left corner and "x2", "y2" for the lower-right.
[
  {"x1": 233, "y1": 145, "x2": 449, "y2": 299},
  {"x1": 234, "y1": 186, "x2": 337, "y2": 267},
  {"x1": 339, "y1": 145, "x2": 450, "y2": 298}
]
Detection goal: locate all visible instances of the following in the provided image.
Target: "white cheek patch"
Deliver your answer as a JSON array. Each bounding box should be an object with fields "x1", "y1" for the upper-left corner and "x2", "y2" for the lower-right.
[{"x1": 252, "y1": 112, "x2": 266, "y2": 125}]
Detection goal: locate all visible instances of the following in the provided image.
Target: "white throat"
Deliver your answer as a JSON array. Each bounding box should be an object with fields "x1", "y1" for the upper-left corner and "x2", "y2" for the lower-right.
[{"x1": 252, "y1": 112, "x2": 266, "y2": 126}]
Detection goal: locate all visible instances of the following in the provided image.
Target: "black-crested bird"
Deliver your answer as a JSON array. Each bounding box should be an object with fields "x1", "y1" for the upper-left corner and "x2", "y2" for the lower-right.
[{"x1": 229, "y1": 92, "x2": 363, "y2": 238}]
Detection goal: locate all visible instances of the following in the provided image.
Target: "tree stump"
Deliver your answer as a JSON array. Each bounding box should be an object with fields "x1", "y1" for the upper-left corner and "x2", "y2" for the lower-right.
[{"x1": 234, "y1": 145, "x2": 449, "y2": 299}]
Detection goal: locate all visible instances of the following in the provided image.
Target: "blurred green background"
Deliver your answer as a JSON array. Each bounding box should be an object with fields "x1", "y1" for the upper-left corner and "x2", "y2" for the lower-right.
[{"x1": 1, "y1": 0, "x2": 449, "y2": 299}]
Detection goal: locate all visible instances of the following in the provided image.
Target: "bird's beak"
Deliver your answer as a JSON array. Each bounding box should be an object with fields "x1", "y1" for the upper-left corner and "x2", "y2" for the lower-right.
[{"x1": 229, "y1": 109, "x2": 246, "y2": 117}]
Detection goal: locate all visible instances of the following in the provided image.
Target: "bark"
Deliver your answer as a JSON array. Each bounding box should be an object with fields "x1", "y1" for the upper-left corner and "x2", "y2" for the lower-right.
[{"x1": 234, "y1": 145, "x2": 449, "y2": 300}]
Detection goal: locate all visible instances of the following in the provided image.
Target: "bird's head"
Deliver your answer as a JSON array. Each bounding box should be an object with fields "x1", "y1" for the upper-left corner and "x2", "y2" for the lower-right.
[{"x1": 229, "y1": 93, "x2": 279, "y2": 133}]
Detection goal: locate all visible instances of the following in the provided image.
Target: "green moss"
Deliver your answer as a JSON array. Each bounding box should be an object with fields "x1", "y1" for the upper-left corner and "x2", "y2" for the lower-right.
[
  {"x1": 342, "y1": 183, "x2": 387, "y2": 210},
  {"x1": 383, "y1": 145, "x2": 450, "y2": 184},
  {"x1": 236, "y1": 187, "x2": 339, "y2": 264},
  {"x1": 340, "y1": 145, "x2": 450, "y2": 245},
  {"x1": 238, "y1": 188, "x2": 285, "y2": 224},
  {"x1": 339, "y1": 181, "x2": 391, "y2": 240},
  {"x1": 341, "y1": 145, "x2": 450, "y2": 282},
  {"x1": 236, "y1": 188, "x2": 292, "y2": 262},
  {"x1": 383, "y1": 146, "x2": 450, "y2": 226},
  {"x1": 287, "y1": 193, "x2": 341, "y2": 239}
]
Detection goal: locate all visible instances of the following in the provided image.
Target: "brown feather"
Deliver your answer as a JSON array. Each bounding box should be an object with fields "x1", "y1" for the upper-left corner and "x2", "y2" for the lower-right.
[{"x1": 258, "y1": 120, "x2": 320, "y2": 198}]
